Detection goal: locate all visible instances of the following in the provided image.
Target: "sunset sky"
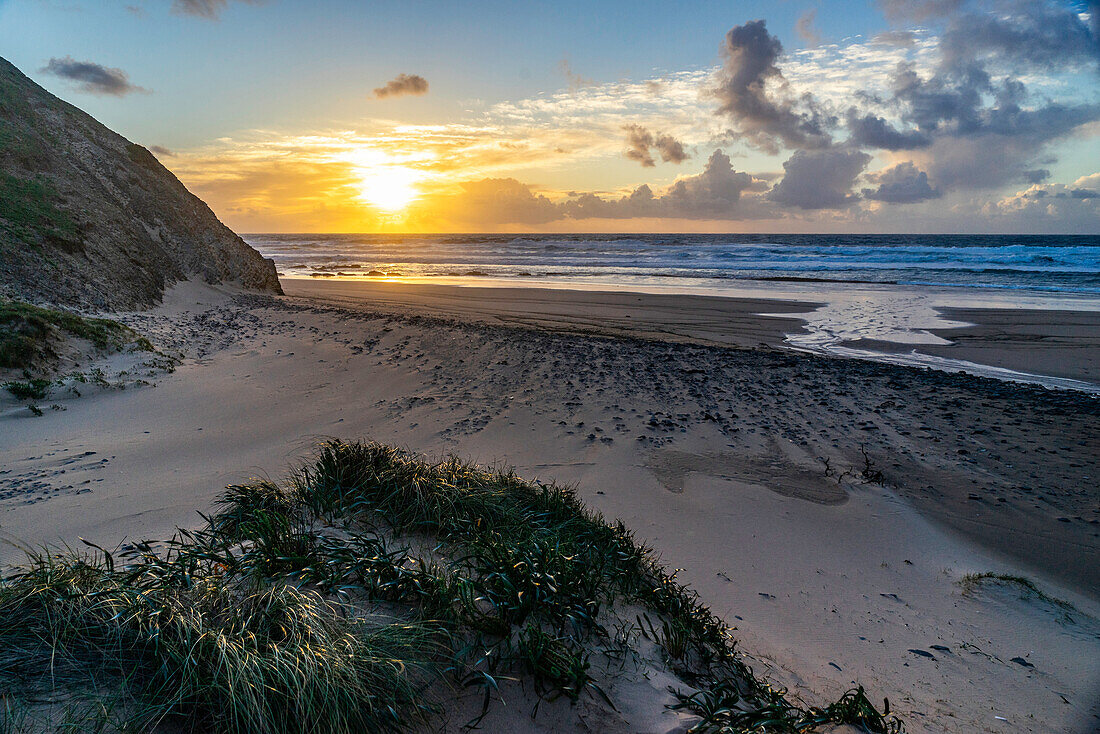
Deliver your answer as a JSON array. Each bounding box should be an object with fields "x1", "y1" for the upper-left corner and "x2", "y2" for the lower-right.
[{"x1": 2, "y1": 0, "x2": 1099, "y2": 233}]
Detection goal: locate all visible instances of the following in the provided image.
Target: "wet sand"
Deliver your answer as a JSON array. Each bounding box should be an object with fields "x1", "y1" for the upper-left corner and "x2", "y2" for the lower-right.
[
  {"x1": 280, "y1": 278, "x2": 819, "y2": 349},
  {"x1": 842, "y1": 306, "x2": 1100, "y2": 383}
]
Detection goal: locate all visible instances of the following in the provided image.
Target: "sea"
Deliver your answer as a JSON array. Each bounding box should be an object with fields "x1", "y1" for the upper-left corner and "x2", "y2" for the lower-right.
[
  {"x1": 245, "y1": 233, "x2": 1100, "y2": 294},
  {"x1": 244, "y1": 233, "x2": 1100, "y2": 392}
]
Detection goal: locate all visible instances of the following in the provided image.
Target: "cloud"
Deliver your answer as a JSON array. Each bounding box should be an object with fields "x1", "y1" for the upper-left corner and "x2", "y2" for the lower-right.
[
  {"x1": 795, "y1": 9, "x2": 822, "y2": 46},
  {"x1": 622, "y1": 124, "x2": 689, "y2": 167},
  {"x1": 871, "y1": 30, "x2": 917, "y2": 47},
  {"x1": 937, "y1": 1, "x2": 1100, "y2": 70},
  {"x1": 877, "y1": 0, "x2": 964, "y2": 22},
  {"x1": 713, "y1": 19, "x2": 833, "y2": 153},
  {"x1": 413, "y1": 150, "x2": 766, "y2": 226},
  {"x1": 862, "y1": 161, "x2": 940, "y2": 203},
  {"x1": 566, "y1": 150, "x2": 761, "y2": 220},
  {"x1": 559, "y1": 59, "x2": 593, "y2": 91},
  {"x1": 851, "y1": 1, "x2": 1100, "y2": 189},
  {"x1": 846, "y1": 111, "x2": 931, "y2": 150},
  {"x1": 40, "y1": 57, "x2": 146, "y2": 96},
  {"x1": 149, "y1": 145, "x2": 175, "y2": 157},
  {"x1": 373, "y1": 73, "x2": 429, "y2": 99},
  {"x1": 171, "y1": 0, "x2": 261, "y2": 19},
  {"x1": 985, "y1": 172, "x2": 1100, "y2": 230},
  {"x1": 623, "y1": 124, "x2": 656, "y2": 166},
  {"x1": 419, "y1": 178, "x2": 559, "y2": 225},
  {"x1": 155, "y1": 4, "x2": 1100, "y2": 231},
  {"x1": 769, "y1": 148, "x2": 871, "y2": 209},
  {"x1": 654, "y1": 134, "x2": 689, "y2": 164}
]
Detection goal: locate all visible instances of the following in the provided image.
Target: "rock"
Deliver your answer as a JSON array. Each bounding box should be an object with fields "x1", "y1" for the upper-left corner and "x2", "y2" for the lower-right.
[{"x1": 0, "y1": 57, "x2": 281, "y2": 310}]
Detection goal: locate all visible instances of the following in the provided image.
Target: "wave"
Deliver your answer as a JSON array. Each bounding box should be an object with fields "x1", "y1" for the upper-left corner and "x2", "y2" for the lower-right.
[{"x1": 245, "y1": 233, "x2": 1100, "y2": 295}]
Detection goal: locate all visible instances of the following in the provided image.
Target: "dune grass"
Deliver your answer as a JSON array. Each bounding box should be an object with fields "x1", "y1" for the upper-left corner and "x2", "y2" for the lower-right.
[
  {"x1": 958, "y1": 572, "x2": 1076, "y2": 612},
  {"x1": 0, "y1": 298, "x2": 152, "y2": 372},
  {"x1": 0, "y1": 441, "x2": 902, "y2": 733}
]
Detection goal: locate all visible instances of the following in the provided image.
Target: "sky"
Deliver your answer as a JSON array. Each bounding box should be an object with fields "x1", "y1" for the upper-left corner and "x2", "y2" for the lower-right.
[{"x1": 1, "y1": 0, "x2": 1099, "y2": 233}]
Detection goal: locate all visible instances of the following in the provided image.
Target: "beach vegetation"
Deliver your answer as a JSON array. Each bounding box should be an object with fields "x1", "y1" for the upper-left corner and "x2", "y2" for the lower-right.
[
  {"x1": 2, "y1": 378, "x2": 51, "y2": 401},
  {"x1": 0, "y1": 173, "x2": 77, "y2": 248},
  {"x1": 0, "y1": 441, "x2": 903, "y2": 733},
  {"x1": 958, "y1": 572, "x2": 1077, "y2": 613},
  {"x1": 0, "y1": 299, "x2": 152, "y2": 371}
]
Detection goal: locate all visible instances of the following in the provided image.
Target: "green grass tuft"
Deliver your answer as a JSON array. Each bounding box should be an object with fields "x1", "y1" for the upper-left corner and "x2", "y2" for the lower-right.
[
  {"x1": 2, "y1": 378, "x2": 51, "y2": 401},
  {"x1": 0, "y1": 299, "x2": 152, "y2": 371},
  {"x1": 0, "y1": 441, "x2": 903, "y2": 733},
  {"x1": 0, "y1": 173, "x2": 77, "y2": 246},
  {"x1": 957, "y1": 572, "x2": 1076, "y2": 612}
]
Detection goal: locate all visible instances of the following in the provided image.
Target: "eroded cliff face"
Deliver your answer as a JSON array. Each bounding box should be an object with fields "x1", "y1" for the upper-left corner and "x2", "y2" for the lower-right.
[{"x1": 0, "y1": 57, "x2": 281, "y2": 310}]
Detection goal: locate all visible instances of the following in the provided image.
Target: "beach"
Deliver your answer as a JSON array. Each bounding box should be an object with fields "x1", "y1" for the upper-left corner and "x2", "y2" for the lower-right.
[
  {"x1": 2, "y1": 278, "x2": 1098, "y2": 732},
  {"x1": 5, "y1": 2, "x2": 1100, "y2": 728}
]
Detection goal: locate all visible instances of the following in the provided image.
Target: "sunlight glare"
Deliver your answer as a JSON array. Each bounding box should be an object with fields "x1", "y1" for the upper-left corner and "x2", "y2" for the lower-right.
[
  {"x1": 358, "y1": 167, "x2": 422, "y2": 211},
  {"x1": 343, "y1": 148, "x2": 427, "y2": 213}
]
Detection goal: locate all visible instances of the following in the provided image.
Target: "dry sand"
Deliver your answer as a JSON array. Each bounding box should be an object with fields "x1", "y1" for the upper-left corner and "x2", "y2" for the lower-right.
[{"x1": 2, "y1": 279, "x2": 1099, "y2": 733}]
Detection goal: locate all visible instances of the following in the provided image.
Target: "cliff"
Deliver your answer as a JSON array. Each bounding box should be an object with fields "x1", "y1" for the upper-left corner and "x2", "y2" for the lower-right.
[{"x1": 0, "y1": 56, "x2": 281, "y2": 310}]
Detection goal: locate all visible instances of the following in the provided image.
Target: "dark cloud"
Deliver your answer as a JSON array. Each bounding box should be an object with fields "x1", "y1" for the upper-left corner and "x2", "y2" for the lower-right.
[
  {"x1": 1027, "y1": 184, "x2": 1100, "y2": 199},
  {"x1": 769, "y1": 148, "x2": 871, "y2": 209},
  {"x1": 713, "y1": 19, "x2": 833, "y2": 153},
  {"x1": 846, "y1": 111, "x2": 931, "y2": 150},
  {"x1": 795, "y1": 9, "x2": 822, "y2": 46},
  {"x1": 938, "y1": 1, "x2": 1100, "y2": 70},
  {"x1": 654, "y1": 134, "x2": 689, "y2": 164},
  {"x1": 622, "y1": 125, "x2": 689, "y2": 167},
  {"x1": 656, "y1": 149, "x2": 755, "y2": 214},
  {"x1": 710, "y1": 3, "x2": 1098, "y2": 192},
  {"x1": 862, "y1": 162, "x2": 940, "y2": 203},
  {"x1": 853, "y1": 2, "x2": 1100, "y2": 189},
  {"x1": 912, "y1": 135, "x2": 1060, "y2": 190},
  {"x1": 372, "y1": 74, "x2": 429, "y2": 99},
  {"x1": 891, "y1": 58, "x2": 1100, "y2": 188},
  {"x1": 149, "y1": 145, "x2": 175, "y2": 157},
  {"x1": 623, "y1": 124, "x2": 656, "y2": 167},
  {"x1": 171, "y1": 0, "x2": 260, "y2": 19},
  {"x1": 41, "y1": 57, "x2": 145, "y2": 96}
]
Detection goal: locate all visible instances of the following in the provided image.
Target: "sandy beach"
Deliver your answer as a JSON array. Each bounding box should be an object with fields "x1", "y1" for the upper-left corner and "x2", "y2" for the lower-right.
[{"x1": 1, "y1": 278, "x2": 1098, "y2": 732}]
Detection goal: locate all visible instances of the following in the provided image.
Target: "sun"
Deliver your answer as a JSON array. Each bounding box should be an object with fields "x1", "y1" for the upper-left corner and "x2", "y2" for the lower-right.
[
  {"x1": 357, "y1": 166, "x2": 423, "y2": 212},
  {"x1": 342, "y1": 148, "x2": 427, "y2": 213}
]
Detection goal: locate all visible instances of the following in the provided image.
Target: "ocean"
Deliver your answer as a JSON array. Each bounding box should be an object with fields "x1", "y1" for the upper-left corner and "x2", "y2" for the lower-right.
[
  {"x1": 245, "y1": 233, "x2": 1100, "y2": 392},
  {"x1": 244, "y1": 233, "x2": 1100, "y2": 295}
]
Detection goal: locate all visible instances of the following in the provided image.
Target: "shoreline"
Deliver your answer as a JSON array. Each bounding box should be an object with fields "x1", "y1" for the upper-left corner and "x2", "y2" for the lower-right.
[{"x1": 282, "y1": 277, "x2": 1100, "y2": 388}]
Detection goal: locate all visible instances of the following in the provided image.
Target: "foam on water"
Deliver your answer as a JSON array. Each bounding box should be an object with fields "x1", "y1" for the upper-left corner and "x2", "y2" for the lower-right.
[
  {"x1": 246, "y1": 233, "x2": 1100, "y2": 392},
  {"x1": 247, "y1": 233, "x2": 1100, "y2": 293}
]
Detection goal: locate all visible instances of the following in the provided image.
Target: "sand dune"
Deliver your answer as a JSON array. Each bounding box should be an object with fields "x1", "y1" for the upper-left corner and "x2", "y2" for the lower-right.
[{"x1": 1, "y1": 280, "x2": 1098, "y2": 732}]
